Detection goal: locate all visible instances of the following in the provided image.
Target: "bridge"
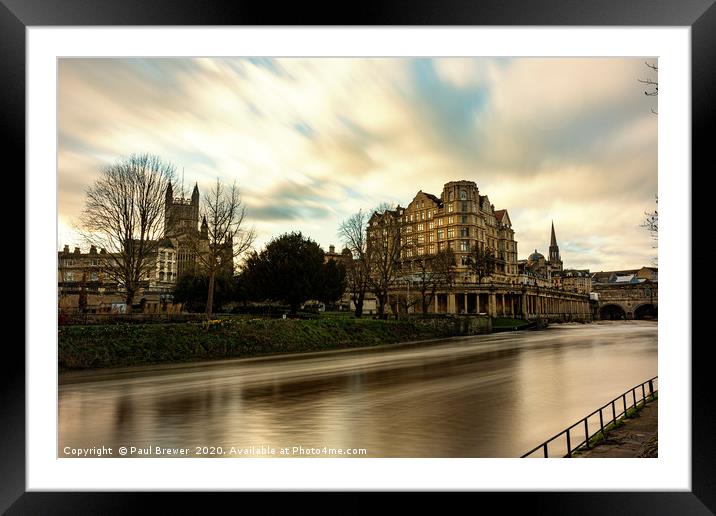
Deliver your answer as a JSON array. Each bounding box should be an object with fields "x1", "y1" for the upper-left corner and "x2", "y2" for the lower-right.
[{"x1": 592, "y1": 280, "x2": 657, "y2": 320}]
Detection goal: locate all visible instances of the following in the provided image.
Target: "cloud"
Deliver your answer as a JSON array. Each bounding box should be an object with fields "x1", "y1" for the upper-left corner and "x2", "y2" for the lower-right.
[{"x1": 58, "y1": 57, "x2": 657, "y2": 269}]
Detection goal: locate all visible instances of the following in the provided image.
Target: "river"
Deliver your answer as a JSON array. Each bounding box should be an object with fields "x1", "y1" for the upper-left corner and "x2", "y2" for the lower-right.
[{"x1": 58, "y1": 320, "x2": 657, "y2": 458}]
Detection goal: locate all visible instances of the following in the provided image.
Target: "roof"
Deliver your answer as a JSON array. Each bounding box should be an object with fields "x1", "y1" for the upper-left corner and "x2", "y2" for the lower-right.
[
  {"x1": 424, "y1": 193, "x2": 442, "y2": 206},
  {"x1": 528, "y1": 249, "x2": 545, "y2": 261},
  {"x1": 494, "y1": 209, "x2": 506, "y2": 221}
]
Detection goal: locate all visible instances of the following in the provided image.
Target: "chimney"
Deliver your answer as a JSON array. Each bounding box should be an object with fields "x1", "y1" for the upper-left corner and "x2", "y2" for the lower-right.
[
  {"x1": 100, "y1": 248, "x2": 107, "y2": 254},
  {"x1": 74, "y1": 247, "x2": 81, "y2": 254},
  {"x1": 90, "y1": 245, "x2": 97, "y2": 254},
  {"x1": 63, "y1": 245, "x2": 69, "y2": 254},
  {"x1": 329, "y1": 245, "x2": 335, "y2": 254}
]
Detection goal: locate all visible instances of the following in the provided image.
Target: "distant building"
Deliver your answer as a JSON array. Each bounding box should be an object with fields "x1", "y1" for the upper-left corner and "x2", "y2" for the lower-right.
[
  {"x1": 58, "y1": 180, "x2": 234, "y2": 313},
  {"x1": 164, "y1": 182, "x2": 234, "y2": 278},
  {"x1": 368, "y1": 180, "x2": 519, "y2": 282},
  {"x1": 521, "y1": 222, "x2": 566, "y2": 286},
  {"x1": 553, "y1": 269, "x2": 592, "y2": 294},
  {"x1": 363, "y1": 180, "x2": 591, "y2": 318},
  {"x1": 591, "y1": 266, "x2": 658, "y2": 285},
  {"x1": 57, "y1": 242, "x2": 178, "y2": 313}
]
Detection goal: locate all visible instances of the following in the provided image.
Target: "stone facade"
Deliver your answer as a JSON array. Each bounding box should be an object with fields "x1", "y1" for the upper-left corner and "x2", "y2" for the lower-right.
[
  {"x1": 364, "y1": 180, "x2": 592, "y2": 319},
  {"x1": 164, "y1": 182, "x2": 234, "y2": 278},
  {"x1": 369, "y1": 180, "x2": 519, "y2": 282},
  {"x1": 591, "y1": 267, "x2": 658, "y2": 319},
  {"x1": 554, "y1": 269, "x2": 592, "y2": 294}
]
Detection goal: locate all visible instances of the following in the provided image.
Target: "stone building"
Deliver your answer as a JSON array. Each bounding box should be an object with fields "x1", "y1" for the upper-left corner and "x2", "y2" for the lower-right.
[
  {"x1": 58, "y1": 180, "x2": 234, "y2": 313},
  {"x1": 57, "y1": 241, "x2": 178, "y2": 313},
  {"x1": 364, "y1": 180, "x2": 591, "y2": 319},
  {"x1": 164, "y1": 182, "x2": 234, "y2": 278},
  {"x1": 521, "y1": 222, "x2": 565, "y2": 286},
  {"x1": 368, "y1": 180, "x2": 519, "y2": 282},
  {"x1": 553, "y1": 269, "x2": 592, "y2": 294}
]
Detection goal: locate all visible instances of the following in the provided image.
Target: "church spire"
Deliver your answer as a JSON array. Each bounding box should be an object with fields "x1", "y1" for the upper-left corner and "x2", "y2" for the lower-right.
[
  {"x1": 191, "y1": 182, "x2": 199, "y2": 206},
  {"x1": 549, "y1": 220, "x2": 561, "y2": 268}
]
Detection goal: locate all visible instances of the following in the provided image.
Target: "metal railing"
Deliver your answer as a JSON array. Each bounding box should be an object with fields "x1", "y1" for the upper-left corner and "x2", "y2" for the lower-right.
[{"x1": 521, "y1": 376, "x2": 658, "y2": 458}]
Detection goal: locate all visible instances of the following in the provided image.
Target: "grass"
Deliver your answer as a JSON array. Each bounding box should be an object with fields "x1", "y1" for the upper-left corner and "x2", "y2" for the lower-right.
[
  {"x1": 571, "y1": 393, "x2": 658, "y2": 456},
  {"x1": 58, "y1": 315, "x2": 461, "y2": 371},
  {"x1": 491, "y1": 317, "x2": 530, "y2": 329}
]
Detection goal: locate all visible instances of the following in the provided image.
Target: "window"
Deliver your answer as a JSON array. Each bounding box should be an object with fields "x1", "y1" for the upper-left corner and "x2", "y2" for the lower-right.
[
  {"x1": 461, "y1": 201, "x2": 468, "y2": 212},
  {"x1": 65, "y1": 259, "x2": 74, "y2": 267},
  {"x1": 406, "y1": 225, "x2": 412, "y2": 233},
  {"x1": 461, "y1": 215, "x2": 468, "y2": 224},
  {"x1": 438, "y1": 242, "x2": 445, "y2": 251},
  {"x1": 90, "y1": 272, "x2": 98, "y2": 281},
  {"x1": 460, "y1": 240, "x2": 469, "y2": 252},
  {"x1": 90, "y1": 259, "x2": 99, "y2": 266},
  {"x1": 428, "y1": 233, "x2": 434, "y2": 242},
  {"x1": 437, "y1": 229, "x2": 444, "y2": 240},
  {"x1": 417, "y1": 234, "x2": 424, "y2": 244},
  {"x1": 438, "y1": 218, "x2": 444, "y2": 226},
  {"x1": 428, "y1": 221, "x2": 435, "y2": 229},
  {"x1": 421, "y1": 211, "x2": 425, "y2": 220},
  {"x1": 417, "y1": 247, "x2": 425, "y2": 255},
  {"x1": 460, "y1": 190, "x2": 467, "y2": 200},
  {"x1": 417, "y1": 223, "x2": 424, "y2": 231},
  {"x1": 427, "y1": 211, "x2": 432, "y2": 219},
  {"x1": 448, "y1": 191, "x2": 454, "y2": 201},
  {"x1": 159, "y1": 272, "x2": 165, "y2": 281},
  {"x1": 410, "y1": 214, "x2": 414, "y2": 221},
  {"x1": 65, "y1": 272, "x2": 75, "y2": 282},
  {"x1": 447, "y1": 228, "x2": 455, "y2": 238},
  {"x1": 448, "y1": 203, "x2": 454, "y2": 213},
  {"x1": 460, "y1": 227, "x2": 469, "y2": 237},
  {"x1": 448, "y1": 216, "x2": 454, "y2": 224},
  {"x1": 429, "y1": 244, "x2": 436, "y2": 254}
]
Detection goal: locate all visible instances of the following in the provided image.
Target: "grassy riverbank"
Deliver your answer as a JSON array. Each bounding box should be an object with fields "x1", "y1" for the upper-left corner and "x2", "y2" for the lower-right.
[{"x1": 58, "y1": 316, "x2": 461, "y2": 371}]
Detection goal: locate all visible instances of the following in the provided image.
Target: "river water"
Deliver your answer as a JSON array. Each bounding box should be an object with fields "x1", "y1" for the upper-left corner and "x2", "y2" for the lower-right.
[{"x1": 58, "y1": 321, "x2": 657, "y2": 458}]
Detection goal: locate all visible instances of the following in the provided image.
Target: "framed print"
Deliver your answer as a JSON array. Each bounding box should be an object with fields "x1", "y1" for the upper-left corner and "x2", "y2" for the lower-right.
[{"x1": 5, "y1": 0, "x2": 713, "y2": 513}]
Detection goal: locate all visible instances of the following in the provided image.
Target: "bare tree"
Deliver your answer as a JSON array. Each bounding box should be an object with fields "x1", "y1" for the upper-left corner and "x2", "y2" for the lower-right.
[
  {"x1": 407, "y1": 249, "x2": 456, "y2": 315},
  {"x1": 638, "y1": 60, "x2": 658, "y2": 115},
  {"x1": 465, "y1": 243, "x2": 497, "y2": 285},
  {"x1": 185, "y1": 179, "x2": 255, "y2": 318},
  {"x1": 641, "y1": 196, "x2": 658, "y2": 266},
  {"x1": 78, "y1": 154, "x2": 176, "y2": 310},
  {"x1": 366, "y1": 203, "x2": 408, "y2": 318},
  {"x1": 338, "y1": 210, "x2": 371, "y2": 317}
]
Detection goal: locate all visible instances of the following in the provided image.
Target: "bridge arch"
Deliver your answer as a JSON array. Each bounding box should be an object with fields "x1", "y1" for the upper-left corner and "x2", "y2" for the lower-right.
[
  {"x1": 634, "y1": 303, "x2": 657, "y2": 320},
  {"x1": 600, "y1": 304, "x2": 627, "y2": 320}
]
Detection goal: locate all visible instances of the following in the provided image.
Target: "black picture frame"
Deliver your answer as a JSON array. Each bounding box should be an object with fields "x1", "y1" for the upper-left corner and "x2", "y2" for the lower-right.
[{"x1": 4, "y1": 0, "x2": 711, "y2": 513}]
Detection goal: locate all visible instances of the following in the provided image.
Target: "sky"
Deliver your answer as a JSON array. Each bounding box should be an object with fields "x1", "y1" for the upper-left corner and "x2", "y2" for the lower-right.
[{"x1": 58, "y1": 57, "x2": 657, "y2": 271}]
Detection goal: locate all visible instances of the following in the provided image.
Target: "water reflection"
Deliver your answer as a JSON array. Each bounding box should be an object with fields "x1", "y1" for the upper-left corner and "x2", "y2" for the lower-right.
[{"x1": 59, "y1": 321, "x2": 657, "y2": 457}]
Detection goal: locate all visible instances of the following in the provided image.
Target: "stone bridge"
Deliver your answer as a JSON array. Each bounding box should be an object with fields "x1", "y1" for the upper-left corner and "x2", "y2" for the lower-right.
[{"x1": 592, "y1": 280, "x2": 657, "y2": 320}]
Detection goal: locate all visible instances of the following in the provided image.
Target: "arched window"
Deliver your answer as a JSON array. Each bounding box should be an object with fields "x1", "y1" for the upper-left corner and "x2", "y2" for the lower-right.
[{"x1": 460, "y1": 190, "x2": 467, "y2": 200}]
